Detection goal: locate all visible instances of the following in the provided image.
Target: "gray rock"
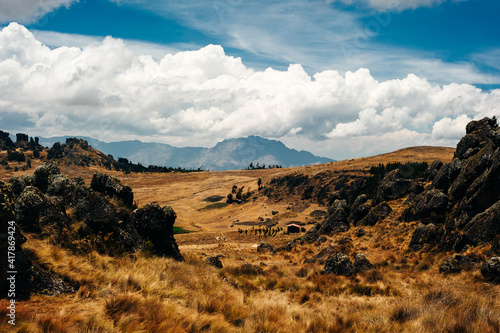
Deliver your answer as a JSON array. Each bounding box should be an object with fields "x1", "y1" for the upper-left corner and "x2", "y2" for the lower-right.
[
  {"x1": 439, "y1": 254, "x2": 474, "y2": 274},
  {"x1": 359, "y1": 202, "x2": 392, "y2": 226},
  {"x1": 132, "y1": 203, "x2": 183, "y2": 261},
  {"x1": 354, "y1": 253, "x2": 373, "y2": 273},
  {"x1": 481, "y1": 257, "x2": 500, "y2": 283},
  {"x1": 409, "y1": 223, "x2": 442, "y2": 251},
  {"x1": 91, "y1": 172, "x2": 134, "y2": 207},
  {"x1": 33, "y1": 164, "x2": 61, "y2": 192},
  {"x1": 373, "y1": 170, "x2": 414, "y2": 205},
  {"x1": 206, "y1": 256, "x2": 223, "y2": 269},
  {"x1": 322, "y1": 253, "x2": 355, "y2": 276}
]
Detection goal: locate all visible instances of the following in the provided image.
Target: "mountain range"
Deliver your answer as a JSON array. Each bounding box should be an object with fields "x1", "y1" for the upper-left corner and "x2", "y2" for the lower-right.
[{"x1": 38, "y1": 135, "x2": 334, "y2": 171}]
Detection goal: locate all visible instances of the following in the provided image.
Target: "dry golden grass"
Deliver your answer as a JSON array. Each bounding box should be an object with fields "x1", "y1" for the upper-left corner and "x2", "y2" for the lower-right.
[{"x1": 4, "y1": 145, "x2": 499, "y2": 332}]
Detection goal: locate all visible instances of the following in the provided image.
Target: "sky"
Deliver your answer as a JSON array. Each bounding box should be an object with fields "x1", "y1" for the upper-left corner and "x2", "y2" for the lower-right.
[{"x1": 0, "y1": 0, "x2": 499, "y2": 160}]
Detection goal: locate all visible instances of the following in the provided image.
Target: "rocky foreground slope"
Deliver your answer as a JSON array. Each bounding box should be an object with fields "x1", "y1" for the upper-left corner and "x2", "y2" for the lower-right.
[{"x1": 1, "y1": 165, "x2": 183, "y2": 299}]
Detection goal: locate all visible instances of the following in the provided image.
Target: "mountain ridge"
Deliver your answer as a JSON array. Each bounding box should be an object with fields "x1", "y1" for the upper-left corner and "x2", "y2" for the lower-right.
[{"x1": 39, "y1": 135, "x2": 334, "y2": 171}]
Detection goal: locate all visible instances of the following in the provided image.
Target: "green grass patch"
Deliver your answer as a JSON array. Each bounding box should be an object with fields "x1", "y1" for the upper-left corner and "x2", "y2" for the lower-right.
[{"x1": 173, "y1": 227, "x2": 191, "y2": 234}]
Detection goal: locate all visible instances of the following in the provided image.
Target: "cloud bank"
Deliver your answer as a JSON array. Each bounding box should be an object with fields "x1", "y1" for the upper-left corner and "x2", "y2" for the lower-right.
[
  {"x1": 0, "y1": 23, "x2": 499, "y2": 159},
  {"x1": 0, "y1": 0, "x2": 77, "y2": 24}
]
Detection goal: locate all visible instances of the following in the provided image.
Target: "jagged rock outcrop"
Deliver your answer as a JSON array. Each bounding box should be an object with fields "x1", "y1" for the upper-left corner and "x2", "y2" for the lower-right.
[
  {"x1": 373, "y1": 170, "x2": 421, "y2": 205},
  {"x1": 358, "y1": 202, "x2": 392, "y2": 226},
  {"x1": 406, "y1": 117, "x2": 500, "y2": 252},
  {"x1": 349, "y1": 194, "x2": 371, "y2": 224},
  {"x1": 480, "y1": 257, "x2": 500, "y2": 283},
  {"x1": 1, "y1": 181, "x2": 74, "y2": 300},
  {"x1": 5, "y1": 165, "x2": 183, "y2": 262},
  {"x1": 91, "y1": 172, "x2": 134, "y2": 207},
  {"x1": 401, "y1": 189, "x2": 449, "y2": 225},
  {"x1": 132, "y1": 203, "x2": 184, "y2": 261},
  {"x1": 322, "y1": 252, "x2": 355, "y2": 276}
]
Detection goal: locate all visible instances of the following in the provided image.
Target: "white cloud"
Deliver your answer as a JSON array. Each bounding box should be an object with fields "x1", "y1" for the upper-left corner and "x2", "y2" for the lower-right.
[
  {"x1": 431, "y1": 115, "x2": 473, "y2": 140},
  {"x1": 0, "y1": 0, "x2": 77, "y2": 24},
  {"x1": 1, "y1": 23, "x2": 499, "y2": 160},
  {"x1": 329, "y1": 0, "x2": 466, "y2": 11}
]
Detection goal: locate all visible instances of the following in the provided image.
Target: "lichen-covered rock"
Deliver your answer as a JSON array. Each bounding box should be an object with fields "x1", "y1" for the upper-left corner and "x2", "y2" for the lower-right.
[
  {"x1": 465, "y1": 200, "x2": 500, "y2": 245},
  {"x1": 373, "y1": 170, "x2": 414, "y2": 205},
  {"x1": 354, "y1": 253, "x2": 373, "y2": 273},
  {"x1": 323, "y1": 252, "x2": 355, "y2": 276},
  {"x1": 481, "y1": 257, "x2": 500, "y2": 283},
  {"x1": 409, "y1": 223, "x2": 442, "y2": 251},
  {"x1": 439, "y1": 254, "x2": 474, "y2": 274},
  {"x1": 206, "y1": 256, "x2": 223, "y2": 269},
  {"x1": 359, "y1": 202, "x2": 392, "y2": 226},
  {"x1": 432, "y1": 158, "x2": 463, "y2": 191},
  {"x1": 14, "y1": 186, "x2": 67, "y2": 233},
  {"x1": 33, "y1": 164, "x2": 60, "y2": 192},
  {"x1": 401, "y1": 189, "x2": 449, "y2": 225},
  {"x1": 349, "y1": 203, "x2": 371, "y2": 225},
  {"x1": 91, "y1": 172, "x2": 134, "y2": 207},
  {"x1": 9, "y1": 175, "x2": 33, "y2": 196},
  {"x1": 426, "y1": 160, "x2": 443, "y2": 182},
  {"x1": 132, "y1": 203, "x2": 183, "y2": 261}
]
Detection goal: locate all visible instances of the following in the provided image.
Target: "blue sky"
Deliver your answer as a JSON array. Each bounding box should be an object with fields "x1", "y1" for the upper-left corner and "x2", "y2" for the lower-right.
[
  {"x1": 0, "y1": 0, "x2": 499, "y2": 159},
  {"x1": 19, "y1": 0, "x2": 500, "y2": 84}
]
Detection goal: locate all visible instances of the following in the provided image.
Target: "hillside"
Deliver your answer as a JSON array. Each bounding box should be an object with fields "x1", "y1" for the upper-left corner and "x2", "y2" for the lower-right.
[
  {"x1": 39, "y1": 135, "x2": 334, "y2": 171},
  {"x1": 1, "y1": 120, "x2": 499, "y2": 333}
]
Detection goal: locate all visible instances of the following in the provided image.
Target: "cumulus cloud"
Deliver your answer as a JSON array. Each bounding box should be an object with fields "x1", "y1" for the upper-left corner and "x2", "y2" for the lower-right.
[
  {"x1": 0, "y1": 23, "x2": 499, "y2": 159},
  {"x1": 0, "y1": 0, "x2": 77, "y2": 24}
]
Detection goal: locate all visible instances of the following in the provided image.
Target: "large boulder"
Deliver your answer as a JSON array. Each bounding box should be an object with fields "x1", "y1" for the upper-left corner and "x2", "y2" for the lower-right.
[
  {"x1": 91, "y1": 173, "x2": 134, "y2": 207},
  {"x1": 257, "y1": 242, "x2": 276, "y2": 254},
  {"x1": 358, "y1": 202, "x2": 392, "y2": 226},
  {"x1": 132, "y1": 203, "x2": 183, "y2": 261},
  {"x1": 33, "y1": 164, "x2": 60, "y2": 192},
  {"x1": 14, "y1": 186, "x2": 68, "y2": 233},
  {"x1": 409, "y1": 223, "x2": 442, "y2": 251},
  {"x1": 353, "y1": 253, "x2": 373, "y2": 273},
  {"x1": 480, "y1": 257, "x2": 500, "y2": 283},
  {"x1": 322, "y1": 252, "x2": 355, "y2": 276},
  {"x1": 464, "y1": 200, "x2": 500, "y2": 245}
]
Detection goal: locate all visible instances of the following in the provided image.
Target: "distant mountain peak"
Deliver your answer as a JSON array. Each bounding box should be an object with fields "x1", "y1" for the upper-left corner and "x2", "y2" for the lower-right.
[{"x1": 39, "y1": 135, "x2": 334, "y2": 171}]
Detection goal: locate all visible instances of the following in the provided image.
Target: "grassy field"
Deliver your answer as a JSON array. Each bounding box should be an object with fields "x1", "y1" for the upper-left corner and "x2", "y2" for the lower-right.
[{"x1": 4, "y1": 145, "x2": 499, "y2": 332}]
